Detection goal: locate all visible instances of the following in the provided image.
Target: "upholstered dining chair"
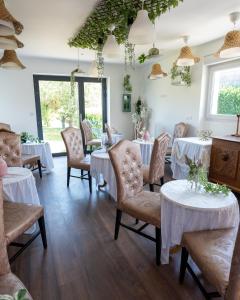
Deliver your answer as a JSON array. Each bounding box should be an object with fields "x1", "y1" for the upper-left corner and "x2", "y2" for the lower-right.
[
  {"x1": 61, "y1": 127, "x2": 92, "y2": 193},
  {"x1": 80, "y1": 119, "x2": 101, "y2": 153},
  {"x1": 0, "y1": 129, "x2": 42, "y2": 177},
  {"x1": 0, "y1": 123, "x2": 11, "y2": 131},
  {"x1": 109, "y1": 140, "x2": 162, "y2": 265},
  {"x1": 0, "y1": 180, "x2": 33, "y2": 299},
  {"x1": 165, "y1": 122, "x2": 188, "y2": 162},
  {"x1": 143, "y1": 133, "x2": 171, "y2": 192},
  {"x1": 105, "y1": 123, "x2": 113, "y2": 145},
  {"x1": 179, "y1": 225, "x2": 240, "y2": 299}
]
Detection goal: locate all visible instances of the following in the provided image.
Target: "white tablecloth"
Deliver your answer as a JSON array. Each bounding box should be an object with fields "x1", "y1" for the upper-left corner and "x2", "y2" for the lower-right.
[
  {"x1": 132, "y1": 139, "x2": 153, "y2": 165},
  {"x1": 2, "y1": 167, "x2": 41, "y2": 233},
  {"x1": 21, "y1": 142, "x2": 54, "y2": 173},
  {"x1": 90, "y1": 149, "x2": 116, "y2": 200},
  {"x1": 171, "y1": 137, "x2": 212, "y2": 179},
  {"x1": 101, "y1": 133, "x2": 123, "y2": 145},
  {"x1": 160, "y1": 179, "x2": 239, "y2": 264}
]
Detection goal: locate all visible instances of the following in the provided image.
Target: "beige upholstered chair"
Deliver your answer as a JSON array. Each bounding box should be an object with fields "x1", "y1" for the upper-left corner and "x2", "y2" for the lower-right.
[
  {"x1": 61, "y1": 127, "x2": 92, "y2": 193},
  {"x1": 0, "y1": 123, "x2": 11, "y2": 131},
  {"x1": 109, "y1": 140, "x2": 162, "y2": 265},
  {"x1": 179, "y1": 225, "x2": 240, "y2": 299},
  {"x1": 166, "y1": 122, "x2": 188, "y2": 160},
  {"x1": 105, "y1": 123, "x2": 113, "y2": 145},
  {"x1": 143, "y1": 133, "x2": 170, "y2": 191},
  {"x1": 80, "y1": 120, "x2": 101, "y2": 153},
  {"x1": 0, "y1": 180, "x2": 33, "y2": 299}
]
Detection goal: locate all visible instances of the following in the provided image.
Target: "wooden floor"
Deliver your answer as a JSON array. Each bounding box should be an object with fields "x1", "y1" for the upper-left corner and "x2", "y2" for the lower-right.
[{"x1": 10, "y1": 157, "x2": 208, "y2": 300}]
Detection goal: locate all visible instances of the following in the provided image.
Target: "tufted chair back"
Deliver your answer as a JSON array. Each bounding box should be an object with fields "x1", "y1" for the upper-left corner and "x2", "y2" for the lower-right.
[
  {"x1": 61, "y1": 127, "x2": 84, "y2": 167},
  {"x1": 225, "y1": 225, "x2": 240, "y2": 300},
  {"x1": 0, "y1": 130, "x2": 22, "y2": 167},
  {"x1": 149, "y1": 133, "x2": 171, "y2": 184},
  {"x1": 109, "y1": 140, "x2": 143, "y2": 205},
  {"x1": 105, "y1": 123, "x2": 113, "y2": 145},
  {"x1": 173, "y1": 122, "x2": 188, "y2": 140},
  {"x1": 0, "y1": 123, "x2": 11, "y2": 131},
  {"x1": 0, "y1": 180, "x2": 11, "y2": 276},
  {"x1": 80, "y1": 120, "x2": 93, "y2": 145}
]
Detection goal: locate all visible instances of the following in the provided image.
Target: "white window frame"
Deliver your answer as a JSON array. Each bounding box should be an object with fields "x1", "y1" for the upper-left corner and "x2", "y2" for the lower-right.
[{"x1": 206, "y1": 59, "x2": 240, "y2": 121}]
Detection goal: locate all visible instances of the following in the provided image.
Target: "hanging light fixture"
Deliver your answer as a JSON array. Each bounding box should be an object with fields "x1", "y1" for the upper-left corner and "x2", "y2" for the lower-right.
[
  {"x1": 215, "y1": 12, "x2": 240, "y2": 59},
  {"x1": 0, "y1": 0, "x2": 23, "y2": 36},
  {"x1": 102, "y1": 25, "x2": 120, "y2": 58},
  {"x1": 176, "y1": 36, "x2": 200, "y2": 67},
  {"x1": 0, "y1": 35, "x2": 23, "y2": 49},
  {"x1": 0, "y1": 50, "x2": 25, "y2": 69},
  {"x1": 128, "y1": 0, "x2": 155, "y2": 45},
  {"x1": 148, "y1": 63, "x2": 167, "y2": 80}
]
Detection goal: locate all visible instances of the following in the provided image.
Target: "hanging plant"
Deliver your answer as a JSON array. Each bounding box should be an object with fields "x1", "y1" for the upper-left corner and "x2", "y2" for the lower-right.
[
  {"x1": 171, "y1": 64, "x2": 191, "y2": 87},
  {"x1": 96, "y1": 49, "x2": 104, "y2": 78},
  {"x1": 123, "y1": 74, "x2": 132, "y2": 93},
  {"x1": 138, "y1": 46, "x2": 160, "y2": 64},
  {"x1": 125, "y1": 41, "x2": 135, "y2": 70}
]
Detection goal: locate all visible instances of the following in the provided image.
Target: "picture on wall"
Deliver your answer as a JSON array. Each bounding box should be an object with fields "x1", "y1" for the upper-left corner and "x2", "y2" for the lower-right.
[{"x1": 122, "y1": 93, "x2": 131, "y2": 112}]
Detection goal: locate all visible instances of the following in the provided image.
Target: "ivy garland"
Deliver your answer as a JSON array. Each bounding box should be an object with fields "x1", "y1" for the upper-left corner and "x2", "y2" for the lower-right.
[{"x1": 68, "y1": 0, "x2": 183, "y2": 49}]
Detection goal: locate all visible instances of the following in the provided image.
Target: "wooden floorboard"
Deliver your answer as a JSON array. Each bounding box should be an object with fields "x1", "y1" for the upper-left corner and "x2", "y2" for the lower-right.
[{"x1": 10, "y1": 157, "x2": 206, "y2": 300}]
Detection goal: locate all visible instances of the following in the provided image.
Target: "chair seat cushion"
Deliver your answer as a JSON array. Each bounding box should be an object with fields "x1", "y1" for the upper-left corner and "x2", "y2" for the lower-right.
[
  {"x1": 3, "y1": 201, "x2": 43, "y2": 244},
  {"x1": 86, "y1": 139, "x2": 101, "y2": 146},
  {"x1": 0, "y1": 273, "x2": 32, "y2": 299},
  {"x1": 182, "y1": 228, "x2": 236, "y2": 296},
  {"x1": 22, "y1": 154, "x2": 40, "y2": 165},
  {"x1": 120, "y1": 191, "x2": 161, "y2": 227},
  {"x1": 70, "y1": 155, "x2": 91, "y2": 171}
]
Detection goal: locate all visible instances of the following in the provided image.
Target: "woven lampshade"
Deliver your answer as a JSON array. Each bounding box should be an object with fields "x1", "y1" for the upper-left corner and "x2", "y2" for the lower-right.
[
  {"x1": 0, "y1": 0, "x2": 23, "y2": 35},
  {"x1": 0, "y1": 50, "x2": 25, "y2": 69},
  {"x1": 149, "y1": 63, "x2": 167, "y2": 80},
  {"x1": 0, "y1": 35, "x2": 23, "y2": 49},
  {"x1": 215, "y1": 30, "x2": 240, "y2": 58},
  {"x1": 176, "y1": 46, "x2": 200, "y2": 66}
]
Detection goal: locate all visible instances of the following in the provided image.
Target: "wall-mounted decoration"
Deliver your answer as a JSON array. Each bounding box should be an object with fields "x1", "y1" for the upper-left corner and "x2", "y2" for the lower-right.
[
  {"x1": 122, "y1": 93, "x2": 131, "y2": 112},
  {"x1": 170, "y1": 64, "x2": 191, "y2": 87}
]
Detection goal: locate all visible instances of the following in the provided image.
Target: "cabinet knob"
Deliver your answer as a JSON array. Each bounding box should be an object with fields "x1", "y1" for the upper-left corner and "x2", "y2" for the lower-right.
[{"x1": 222, "y1": 153, "x2": 229, "y2": 161}]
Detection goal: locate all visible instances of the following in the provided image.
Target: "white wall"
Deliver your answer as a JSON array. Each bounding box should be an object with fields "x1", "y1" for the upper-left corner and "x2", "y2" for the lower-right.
[
  {"x1": 0, "y1": 56, "x2": 139, "y2": 139},
  {"x1": 138, "y1": 38, "x2": 238, "y2": 137}
]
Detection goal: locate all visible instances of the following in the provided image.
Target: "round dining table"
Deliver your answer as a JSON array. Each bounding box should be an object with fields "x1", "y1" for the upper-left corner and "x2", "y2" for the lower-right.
[
  {"x1": 160, "y1": 179, "x2": 239, "y2": 264},
  {"x1": 101, "y1": 132, "x2": 124, "y2": 145},
  {"x1": 2, "y1": 167, "x2": 41, "y2": 233},
  {"x1": 90, "y1": 149, "x2": 116, "y2": 200},
  {"x1": 132, "y1": 139, "x2": 154, "y2": 165},
  {"x1": 21, "y1": 142, "x2": 54, "y2": 173}
]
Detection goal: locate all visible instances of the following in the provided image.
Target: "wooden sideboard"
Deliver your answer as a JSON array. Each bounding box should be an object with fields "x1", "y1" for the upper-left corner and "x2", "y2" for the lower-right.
[{"x1": 209, "y1": 136, "x2": 240, "y2": 193}]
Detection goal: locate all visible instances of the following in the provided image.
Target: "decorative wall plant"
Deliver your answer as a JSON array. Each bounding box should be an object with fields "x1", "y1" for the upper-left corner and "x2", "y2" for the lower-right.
[
  {"x1": 123, "y1": 74, "x2": 132, "y2": 93},
  {"x1": 68, "y1": 0, "x2": 183, "y2": 50},
  {"x1": 170, "y1": 64, "x2": 191, "y2": 86}
]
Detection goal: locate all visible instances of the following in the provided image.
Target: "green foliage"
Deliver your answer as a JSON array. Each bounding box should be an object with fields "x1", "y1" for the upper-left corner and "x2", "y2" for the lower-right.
[
  {"x1": 85, "y1": 113, "x2": 102, "y2": 138},
  {"x1": 123, "y1": 74, "x2": 132, "y2": 93},
  {"x1": 138, "y1": 54, "x2": 148, "y2": 64},
  {"x1": 217, "y1": 87, "x2": 240, "y2": 115},
  {"x1": 138, "y1": 47, "x2": 160, "y2": 64},
  {"x1": 171, "y1": 64, "x2": 191, "y2": 87},
  {"x1": 0, "y1": 289, "x2": 29, "y2": 300},
  {"x1": 21, "y1": 132, "x2": 40, "y2": 144},
  {"x1": 68, "y1": 0, "x2": 183, "y2": 49}
]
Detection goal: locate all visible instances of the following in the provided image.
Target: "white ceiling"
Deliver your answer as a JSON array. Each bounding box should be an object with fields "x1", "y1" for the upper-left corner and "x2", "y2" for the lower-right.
[{"x1": 4, "y1": 0, "x2": 240, "y2": 63}]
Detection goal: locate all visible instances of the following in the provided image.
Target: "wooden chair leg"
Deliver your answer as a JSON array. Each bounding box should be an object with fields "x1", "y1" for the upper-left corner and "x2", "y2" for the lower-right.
[
  {"x1": 37, "y1": 159, "x2": 42, "y2": 178},
  {"x1": 67, "y1": 167, "x2": 71, "y2": 187},
  {"x1": 114, "y1": 209, "x2": 122, "y2": 240},
  {"x1": 179, "y1": 247, "x2": 189, "y2": 283},
  {"x1": 155, "y1": 227, "x2": 161, "y2": 266},
  {"x1": 160, "y1": 177, "x2": 164, "y2": 186},
  {"x1": 38, "y1": 216, "x2": 47, "y2": 249},
  {"x1": 149, "y1": 184, "x2": 154, "y2": 192},
  {"x1": 88, "y1": 171, "x2": 92, "y2": 194}
]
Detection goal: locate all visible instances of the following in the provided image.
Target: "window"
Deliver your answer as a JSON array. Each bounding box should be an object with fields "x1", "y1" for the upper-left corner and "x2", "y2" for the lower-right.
[{"x1": 207, "y1": 60, "x2": 240, "y2": 118}]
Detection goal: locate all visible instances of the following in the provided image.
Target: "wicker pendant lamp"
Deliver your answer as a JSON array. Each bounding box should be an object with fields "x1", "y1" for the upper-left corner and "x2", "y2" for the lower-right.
[
  {"x1": 0, "y1": 0, "x2": 23, "y2": 35},
  {"x1": 0, "y1": 35, "x2": 23, "y2": 49},
  {"x1": 0, "y1": 50, "x2": 25, "y2": 69},
  {"x1": 216, "y1": 12, "x2": 240, "y2": 58},
  {"x1": 176, "y1": 36, "x2": 200, "y2": 67},
  {"x1": 148, "y1": 63, "x2": 167, "y2": 80}
]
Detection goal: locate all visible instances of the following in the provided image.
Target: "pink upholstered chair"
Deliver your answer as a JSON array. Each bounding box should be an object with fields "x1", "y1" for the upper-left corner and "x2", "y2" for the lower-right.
[
  {"x1": 0, "y1": 180, "x2": 33, "y2": 298},
  {"x1": 105, "y1": 123, "x2": 113, "y2": 145},
  {"x1": 80, "y1": 120, "x2": 101, "y2": 153},
  {"x1": 61, "y1": 127, "x2": 92, "y2": 193},
  {"x1": 143, "y1": 133, "x2": 171, "y2": 191},
  {"x1": 179, "y1": 225, "x2": 240, "y2": 299},
  {"x1": 109, "y1": 140, "x2": 162, "y2": 265}
]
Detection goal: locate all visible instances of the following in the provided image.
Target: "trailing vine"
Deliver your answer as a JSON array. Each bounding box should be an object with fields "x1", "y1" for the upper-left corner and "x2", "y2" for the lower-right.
[{"x1": 68, "y1": 0, "x2": 183, "y2": 49}]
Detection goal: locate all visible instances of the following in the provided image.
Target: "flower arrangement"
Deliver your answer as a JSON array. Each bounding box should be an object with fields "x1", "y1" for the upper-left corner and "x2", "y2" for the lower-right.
[
  {"x1": 198, "y1": 129, "x2": 213, "y2": 141},
  {"x1": 132, "y1": 97, "x2": 150, "y2": 139},
  {"x1": 20, "y1": 132, "x2": 40, "y2": 144}
]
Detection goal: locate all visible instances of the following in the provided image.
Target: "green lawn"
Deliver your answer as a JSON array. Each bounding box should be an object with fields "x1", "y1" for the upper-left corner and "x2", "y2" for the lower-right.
[{"x1": 43, "y1": 127, "x2": 62, "y2": 141}]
